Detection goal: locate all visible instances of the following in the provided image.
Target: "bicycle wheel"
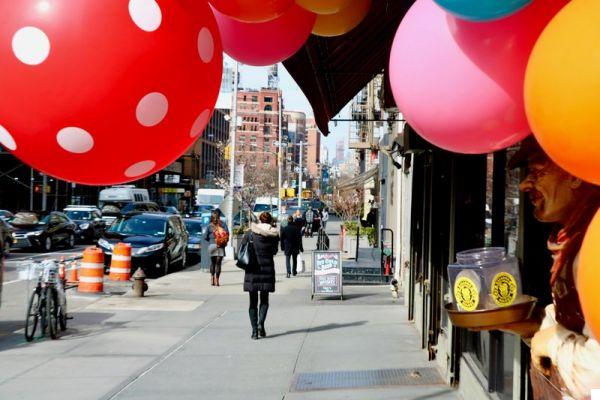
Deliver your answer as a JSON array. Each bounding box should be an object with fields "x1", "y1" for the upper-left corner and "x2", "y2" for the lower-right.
[
  {"x1": 24, "y1": 290, "x2": 40, "y2": 342},
  {"x1": 58, "y1": 294, "x2": 67, "y2": 331},
  {"x1": 46, "y1": 288, "x2": 58, "y2": 340}
]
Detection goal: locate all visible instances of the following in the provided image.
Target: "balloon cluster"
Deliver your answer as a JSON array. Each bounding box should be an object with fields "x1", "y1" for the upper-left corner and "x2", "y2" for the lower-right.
[
  {"x1": 389, "y1": 0, "x2": 600, "y2": 340},
  {"x1": 209, "y1": 0, "x2": 372, "y2": 66}
]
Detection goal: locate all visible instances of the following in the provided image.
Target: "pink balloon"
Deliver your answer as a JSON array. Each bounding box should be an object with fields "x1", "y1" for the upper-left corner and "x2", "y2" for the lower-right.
[
  {"x1": 389, "y1": 0, "x2": 567, "y2": 154},
  {"x1": 212, "y1": 4, "x2": 316, "y2": 66}
]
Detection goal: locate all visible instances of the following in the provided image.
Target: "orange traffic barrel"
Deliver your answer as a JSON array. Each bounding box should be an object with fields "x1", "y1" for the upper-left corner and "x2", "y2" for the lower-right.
[
  {"x1": 109, "y1": 243, "x2": 132, "y2": 281},
  {"x1": 68, "y1": 260, "x2": 79, "y2": 283},
  {"x1": 78, "y1": 247, "x2": 104, "y2": 293}
]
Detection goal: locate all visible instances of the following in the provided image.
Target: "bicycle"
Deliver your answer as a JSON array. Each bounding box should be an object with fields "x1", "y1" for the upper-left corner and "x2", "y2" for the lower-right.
[{"x1": 24, "y1": 260, "x2": 67, "y2": 342}]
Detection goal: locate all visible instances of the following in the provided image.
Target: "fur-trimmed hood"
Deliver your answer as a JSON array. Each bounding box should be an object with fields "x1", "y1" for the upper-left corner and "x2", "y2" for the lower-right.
[{"x1": 250, "y1": 222, "x2": 279, "y2": 237}]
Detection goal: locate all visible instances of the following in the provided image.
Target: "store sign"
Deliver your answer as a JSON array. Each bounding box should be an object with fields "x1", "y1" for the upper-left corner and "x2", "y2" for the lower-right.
[
  {"x1": 164, "y1": 174, "x2": 180, "y2": 184},
  {"x1": 235, "y1": 164, "x2": 244, "y2": 188},
  {"x1": 312, "y1": 251, "x2": 343, "y2": 300}
]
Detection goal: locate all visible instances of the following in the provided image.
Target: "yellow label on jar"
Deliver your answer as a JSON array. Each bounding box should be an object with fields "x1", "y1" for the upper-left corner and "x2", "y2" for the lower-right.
[
  {"x1": 454, "y1": 277, "x2": 479, "y2": 311},
  {"x1": 491, "y1": 272, "x2": 518, "y2": 307}
]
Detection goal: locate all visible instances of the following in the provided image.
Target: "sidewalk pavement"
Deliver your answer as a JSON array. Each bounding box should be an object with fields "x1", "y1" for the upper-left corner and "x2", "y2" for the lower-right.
[{"x1": 0, "y1": 248, "x2": 460, "y2": 400}]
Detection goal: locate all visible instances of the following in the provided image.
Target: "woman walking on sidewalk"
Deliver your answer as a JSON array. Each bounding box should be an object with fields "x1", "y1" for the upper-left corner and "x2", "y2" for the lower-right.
[
  {"x1": 241, "y1": 212, "x2": 279, "y2": 339},
  {"x1": 280, "y1": 216, "x2": 303, "y2": 278},
  {"x1": 204, "y1": 210, "x2": 228, "y2": 287}
]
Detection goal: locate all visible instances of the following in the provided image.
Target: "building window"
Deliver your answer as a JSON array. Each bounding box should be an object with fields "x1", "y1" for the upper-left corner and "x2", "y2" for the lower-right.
[
  {"x1": 264, "y1": 126, "x2": 271, "y2": 135},
  {"x1": 264, "y1": 105, "x2": 272, "y2": 112},
  {"x1": 264, "y1": 97, "x2": 273, "y2": 103},
  {"x1": 252, "y1": 95, "x2": 258, "y2": 102}
]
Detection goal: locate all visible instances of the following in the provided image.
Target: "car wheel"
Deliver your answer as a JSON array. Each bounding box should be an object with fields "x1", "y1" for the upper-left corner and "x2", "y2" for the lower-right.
[
  {"x1": 43, "y1": 237, "x2": 52, "y2": 252},
  {"x1": 67, "y1": 233, "x2": 75, "y2": 249}
]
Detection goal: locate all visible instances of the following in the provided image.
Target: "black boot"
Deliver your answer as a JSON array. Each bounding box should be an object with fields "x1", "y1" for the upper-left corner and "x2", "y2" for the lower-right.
[
  {"x1": 258, "y1": 304, "x2": 268, "y2": 337},
  {"x1": 249, "y1": 308, "x2": 259, "y2": 340}
]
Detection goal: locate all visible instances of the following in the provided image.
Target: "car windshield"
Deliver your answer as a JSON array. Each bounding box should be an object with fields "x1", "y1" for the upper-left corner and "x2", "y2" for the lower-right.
[
  {"x1": 184, "y1": 221, "x2": 204, "y2": 236},
  {"x1": 253, "y1": 204, "x2": 278, "y2": 213},
  {"x1": 108, "y1": 217, "x2": 166, "y2": 237},
  {"x1": 65, "y1": 211, "x2": 92, "y2": 220},
  {"x1": 10, "y1": 212, "x2": 48, "y2": 226}
]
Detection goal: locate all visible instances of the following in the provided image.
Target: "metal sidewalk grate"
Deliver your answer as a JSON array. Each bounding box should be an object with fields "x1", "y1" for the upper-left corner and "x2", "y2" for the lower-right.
[{"x1": 290, "y1": 368, "x2": 444, "y2": 392}]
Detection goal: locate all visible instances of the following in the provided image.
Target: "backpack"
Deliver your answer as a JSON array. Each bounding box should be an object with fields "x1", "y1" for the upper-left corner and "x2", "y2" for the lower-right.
[{"x1": 214, "y1": 225, "x2": 229, "y2": 248}]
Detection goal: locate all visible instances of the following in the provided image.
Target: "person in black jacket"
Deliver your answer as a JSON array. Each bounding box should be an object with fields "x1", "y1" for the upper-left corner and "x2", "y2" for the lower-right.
[
  {"x1": 241, "y1": 212, "x2": 279, "y2": 340},
  {"x1": 280, "y1": 216, "x2": 303, "y2": 278}
]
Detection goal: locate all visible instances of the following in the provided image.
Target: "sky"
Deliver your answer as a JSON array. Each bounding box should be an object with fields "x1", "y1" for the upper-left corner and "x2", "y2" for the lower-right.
[{"x1": 225, "y1": 56, "x2": 350, "y2": 163}]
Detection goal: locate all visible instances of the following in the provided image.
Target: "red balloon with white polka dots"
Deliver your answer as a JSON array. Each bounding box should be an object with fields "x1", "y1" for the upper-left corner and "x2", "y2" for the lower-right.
[{"x1": 0, "y1": 0, "x2": 222, "y2": 185}]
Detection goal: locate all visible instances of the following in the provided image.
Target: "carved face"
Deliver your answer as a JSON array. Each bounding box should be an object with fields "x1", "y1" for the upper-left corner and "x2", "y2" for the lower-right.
[{"x1": 519, "y1": 160, "x2": 580, "y2": 223}]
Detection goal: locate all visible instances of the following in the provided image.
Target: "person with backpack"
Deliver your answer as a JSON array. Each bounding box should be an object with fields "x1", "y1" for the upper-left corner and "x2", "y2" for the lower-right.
[
  {"x1": 204, "y1": 210, "x2": 229, "y2": 287},
  {"x1": 240, "y1": 212, "x2": 279, "y2": 339},
  {"x1": 280, "y1": 216, "x2": 304, "y2": 278}
]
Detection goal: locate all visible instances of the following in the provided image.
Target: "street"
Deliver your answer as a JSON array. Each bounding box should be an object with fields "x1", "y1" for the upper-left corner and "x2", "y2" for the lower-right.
[{"x1": 0, "y1": 219, "x2": 458, "y2": 400}]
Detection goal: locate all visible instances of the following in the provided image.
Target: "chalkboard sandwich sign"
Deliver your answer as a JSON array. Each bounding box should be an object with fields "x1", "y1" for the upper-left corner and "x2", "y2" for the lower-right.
[{"x1": 312, "y1": 250, "x2": 343, "y2": 300}]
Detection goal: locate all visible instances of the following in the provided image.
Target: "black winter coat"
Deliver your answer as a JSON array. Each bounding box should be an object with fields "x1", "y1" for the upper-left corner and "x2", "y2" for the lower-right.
[
  {"x1": 242, "y1": 223, "x2": 279, "y2": 292},
  {"x1": 280, "y1": 223, "x2": 303, "y2": 256}
]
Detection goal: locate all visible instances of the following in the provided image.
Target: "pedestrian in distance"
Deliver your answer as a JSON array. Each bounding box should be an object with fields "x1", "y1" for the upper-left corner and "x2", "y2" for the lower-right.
[
  {"x1": 280, "y1": 216, "x2": 303, "y2": 278},
  {"x1": 321, "y1": 207, "x2": 329, "y2": 230},
  {"x1": 241, "y1": 212, "x2": 279, "y2": 340},
  {"x1": 204, "y1": 210, "x2": 229, "y2": 287},
  {"x1": 304, "y1": 206, "x2": 314, "y2": 238}
]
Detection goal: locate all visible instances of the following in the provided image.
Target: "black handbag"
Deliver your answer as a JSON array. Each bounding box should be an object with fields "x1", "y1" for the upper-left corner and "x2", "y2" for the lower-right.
[{"x1": 236, "y1": 232, "x2": 256, "y2": 271}]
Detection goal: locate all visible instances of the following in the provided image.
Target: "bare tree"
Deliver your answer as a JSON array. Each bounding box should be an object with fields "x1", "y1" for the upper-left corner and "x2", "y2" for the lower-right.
[
  {"x1": 332, "y1": 188, "x2": 363, "y2": 222},
  {"x1": 214, "y1": 142, "x2": 278, "y2": 210}
]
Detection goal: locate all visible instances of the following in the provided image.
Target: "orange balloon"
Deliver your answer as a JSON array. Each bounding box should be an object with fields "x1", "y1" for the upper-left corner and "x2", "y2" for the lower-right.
[
  {"x1": 578, "y1": 209, "x2": 600, "y2": 340},
  {"x1": 297, "y1": 0, "x2": 352, "y2": 15},
  {"x1": 524, "y1": 0, "x2": 600, "y2": 185},
  {"x1": 209, "y1": 0, "x2": 295, "y2": 23},
  {"x1": 311, "y1": 0, "x2": 371, "y2": 37}
]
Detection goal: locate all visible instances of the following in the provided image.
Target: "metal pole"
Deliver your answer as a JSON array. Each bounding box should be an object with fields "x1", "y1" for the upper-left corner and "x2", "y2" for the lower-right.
[
  {"x1": 278, "y1": 91, "x2": 283, "y2": 218},
  {"x1": 298, "y1": 141, "x2": 303, "y2": 207},
  {"x1": 225, "y1": 62, "x2": 238, "y2": 259},
  {"x1": 42, "y1": 174, "x2": 47, "y2": 211},
  {"x1": 29, "y1": 168, "x2": 34, "y2": 210}
]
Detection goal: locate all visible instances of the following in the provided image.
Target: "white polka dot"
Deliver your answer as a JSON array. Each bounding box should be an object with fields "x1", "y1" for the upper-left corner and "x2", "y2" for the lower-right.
[
  {"x1": 136, "y1": 92, "x2": 168, "y2": 127},
  {"x1": 128, "y1": 0, "x2": 162, "y2": 32},
  {"x1": 198, "y1": 28, "x2": 214, "y2": 64},
  {"x1": 56, "y1": 127, "x2": 94, "y2": 154},
  {"x1": 125, "y1": 160, "x2": 156, "y2": 178},
  {"x1": 0, "y1": 125, "x2": 16, "y2": 151},
  {"x1": 12, "y1": 26, "x2": 50, "y2": 65},
  {"x1": 190, "y1": 109, "x2": 211, "y2": 138}
]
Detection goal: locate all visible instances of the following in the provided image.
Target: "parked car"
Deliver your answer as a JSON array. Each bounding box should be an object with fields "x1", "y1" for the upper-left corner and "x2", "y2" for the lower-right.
[
  {"x1": 97, "y1": 212, "x2": 188, "y2": 277},
  {"x1": 8, "y1": 211, "x2": 77, "y2": 251},
  {"x1": 183, "y1": 218, "x2": 204, "y2": 265},
  {"x1": 0, "y1": 218, "x2": 14, "y2": 255},
  {"x1": 0, "y1": 210, "x2": 14, "y2": 221},
  {"x1": 63, "y1": 205, "x2": 106, "y2": 243},
  {"x1": 100, "y1": 201, "x2": 160, "y2": 225}
]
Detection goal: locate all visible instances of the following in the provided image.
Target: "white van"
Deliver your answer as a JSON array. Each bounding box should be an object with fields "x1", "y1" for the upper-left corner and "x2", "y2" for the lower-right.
[
  {"x1": 98, "y1": 186, "x2": 150, "y2": 223},
  {"x1": 196, "y1": 188, "x2": 225, "y2": 209},
  {"x1": 252, "y1": 196, "x2": 279, "y2": 219}
]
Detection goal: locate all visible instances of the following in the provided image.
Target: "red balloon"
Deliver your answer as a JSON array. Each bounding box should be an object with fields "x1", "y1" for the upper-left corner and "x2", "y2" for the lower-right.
[
  {"x1": 213, "y1": 4, "x2": 316, "y2": 66},
  {"x1": 0, "y1": 0, "x2": 222, "y2": 185},
  {"x1": 209, "y1": 0, "x2": 295, "y2": 23}
]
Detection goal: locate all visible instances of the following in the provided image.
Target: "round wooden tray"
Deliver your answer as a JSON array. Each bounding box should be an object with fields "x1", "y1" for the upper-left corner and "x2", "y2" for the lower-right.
[{"x1": 445, "y1": 295, "x2": 538, "y2": 329}]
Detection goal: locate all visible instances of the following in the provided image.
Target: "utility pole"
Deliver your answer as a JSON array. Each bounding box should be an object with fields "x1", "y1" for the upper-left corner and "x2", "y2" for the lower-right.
[
  {"x1": 277, "y1": 91, "x2": 283, "y2": 216},
  {"x1": 225, "y1": 62, "x2": 239, "y2": 260},
  {"x1": 29, "y1": 168, "x2": 34, "y2": 210},
  {"x1": 298, "y1": 141, "x2": 303, "y2": 207},
  {"x1": 41, "y1": 174, "x2": 47, "y2": 211}
]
